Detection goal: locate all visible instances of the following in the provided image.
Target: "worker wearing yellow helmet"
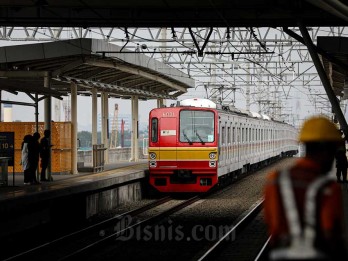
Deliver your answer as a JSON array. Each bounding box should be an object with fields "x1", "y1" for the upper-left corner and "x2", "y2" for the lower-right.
[{"x1": 264, "y1": 115, "x2": 347, "y2": 260}]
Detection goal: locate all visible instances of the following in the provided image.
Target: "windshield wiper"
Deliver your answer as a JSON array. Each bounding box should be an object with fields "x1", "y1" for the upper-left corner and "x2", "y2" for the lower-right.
[
  {"x1": 195, "y1": 131, "x2": 205, "y2": 145},
  {"x1": 183, "y1": 131, "x2": 193, "y2": 145}
]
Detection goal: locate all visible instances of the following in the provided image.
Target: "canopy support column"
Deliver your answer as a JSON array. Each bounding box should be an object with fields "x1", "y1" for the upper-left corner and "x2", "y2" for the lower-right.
[
  {"x1": 130, "y1": 95, "x2": 139, "y2": 162},
  {"x1": 157, "y1": 98, "x2": 164, "y2": 108},
  {"x1": 44, "y1": 72, "x2": 52, "y2": 180},
  {"x1": 101, "y1": 92, "x2": 109, "y2": 163},
  {"x1": 71, "y1": 82, "x2": 78, "y2": 174},
  {"x1": 92, "y1": 87, "x2": 98, "y2": 147}
]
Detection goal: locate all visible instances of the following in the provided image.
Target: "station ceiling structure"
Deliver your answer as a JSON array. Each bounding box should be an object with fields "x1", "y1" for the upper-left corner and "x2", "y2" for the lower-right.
[
  {"x1": 0, "y1": 0, "x2": 347, "y2": 27},
  {"x1": 0, "y1": 0, "x2": 348, "y2": 122},
  {"x1": 0, "y1": 38, "x2": 193, "y2": 100}
]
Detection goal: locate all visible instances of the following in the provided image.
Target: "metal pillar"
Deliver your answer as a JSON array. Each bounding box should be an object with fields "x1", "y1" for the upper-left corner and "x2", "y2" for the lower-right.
[
  {"x1": 44, "y1": 73, "x2": 52, "y2": 180},
  {"x1": 71, "y1": 82, "x2": 78, "y2": 174},
  {"x1": 130, "y1": 95, "x2": 139, "y2": 162},
  {"x1": 157, "y1": 99, "x2": 164, "y2": 108},
  {"x1": 92, "y1": 88, "x2": 98, "y2": 145},
  {"x1": 101, "y1": 92, "x2": 109, "y2": 163},
  {"x1": 0, "y1": 90, "x2": 2, "y2": 121},
  {"x1": 35, "y1": 93, "x2": 39, "y2": 132},
  {"x1": 246, "y1": 65, "x2": 250, "y2": 111},
  {"x1": 299, "y1": 23, "x2": 348, "y2": 140}
]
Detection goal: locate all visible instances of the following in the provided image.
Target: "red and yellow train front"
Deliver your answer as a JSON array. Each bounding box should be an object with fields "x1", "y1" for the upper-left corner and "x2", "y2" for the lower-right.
[{"x1": 148, "y1": 107, "x2": 218, "y2": 193}]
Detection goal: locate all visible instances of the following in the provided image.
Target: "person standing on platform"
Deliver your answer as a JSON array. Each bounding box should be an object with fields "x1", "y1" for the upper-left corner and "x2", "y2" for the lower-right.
[
  {"x1": 335, "y1": 137, "x2": 348, "y2": 183},
  {"x1": 20, "y1": 134, "x2": 32, "y2": 185},
  {"x1": 40, "y1": 129, "x2": 51, "y2": 182},
  {"x1": 29, "y1": 132, "x2": 41, "y2": 184},
  {"x1": 263, "y1": 115, "x2": 347, "y2": 260}
]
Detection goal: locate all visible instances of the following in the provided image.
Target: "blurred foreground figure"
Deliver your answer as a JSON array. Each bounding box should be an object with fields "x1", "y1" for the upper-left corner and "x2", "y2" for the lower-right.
[{"x1": 264, "y1": 116, "x2": 347, "y2": 260}]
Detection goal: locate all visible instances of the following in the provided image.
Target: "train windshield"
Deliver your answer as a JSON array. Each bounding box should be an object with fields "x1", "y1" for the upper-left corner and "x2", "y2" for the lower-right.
[{"x1": 179, "y1": 110, "x2": 215, "y2": 143}]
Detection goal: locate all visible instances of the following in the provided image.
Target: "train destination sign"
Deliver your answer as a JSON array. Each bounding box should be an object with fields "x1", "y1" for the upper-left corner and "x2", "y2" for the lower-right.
[{"x1": 0, "y1": 132, "x2": 14, "y2": 166}]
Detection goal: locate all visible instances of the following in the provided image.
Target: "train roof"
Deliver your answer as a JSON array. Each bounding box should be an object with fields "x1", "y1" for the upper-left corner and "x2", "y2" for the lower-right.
[
  {"x1": 179, "y1": 98, "x2": 217, "y2": 108},
  {"x1": 177, "y1": 98, "x2": 293, "y2": 126},
  {"x1": 261, "y1": 114, "x2": 271, "y2": 120},
  {"x1": 250, "y1": 111, "x2": 262, "y2": 119}
]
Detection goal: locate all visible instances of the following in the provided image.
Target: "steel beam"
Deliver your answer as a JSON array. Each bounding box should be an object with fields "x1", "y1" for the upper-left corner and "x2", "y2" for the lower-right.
[{"x1": 298, "y1": 23, "x2": 348, "y2": 140}]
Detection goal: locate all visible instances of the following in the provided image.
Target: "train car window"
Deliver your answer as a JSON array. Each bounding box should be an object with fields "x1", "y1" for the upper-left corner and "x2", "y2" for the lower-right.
[
  {"x1": 151, "y1": 118, "x2": 158, "y2": 142},
  {"x1": 232, "y1": 127, "x2": 235, "y2": 143},
  {"x1": 179, "y1": 110, "x2": 214, "y2": 143},
  {"x1": 228, "y1": 126, "x2": 231, "y2": 144},
  {"x1": 222, "y1": 126, "x2": 225, "y2": 145},
  {"x1": 238, "y1": 127, "x2": 240, "y2": 142}
]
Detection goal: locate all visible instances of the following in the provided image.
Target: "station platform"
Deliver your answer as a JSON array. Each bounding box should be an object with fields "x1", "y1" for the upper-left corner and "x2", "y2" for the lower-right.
[
  {"x1": 0, "y1": 160, "x2": 148, "y2": 237},
  {"x1": 3, "y1": 160, "x2": 148, "y2": 189}
]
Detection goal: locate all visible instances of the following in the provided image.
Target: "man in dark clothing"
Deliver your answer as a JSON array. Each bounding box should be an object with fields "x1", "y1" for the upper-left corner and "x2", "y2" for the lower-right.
[
  {"x1": 40, "y1": 129, "x2": 51, "y2": 181},
  {"x1": 335, "y1": 139, "x2": 348, "y2": 183}
]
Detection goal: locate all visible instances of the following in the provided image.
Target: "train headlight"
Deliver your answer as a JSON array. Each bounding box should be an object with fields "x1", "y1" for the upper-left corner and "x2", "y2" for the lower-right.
[
  {"x1": 209, "y1": 152, "x2": 217, "y2": 159},
  {"x1": 149, "y1": 161, "x2": 157, "y2": 168},
  {"x1": 149, "y1": 152, "x2": 157, "y2": 160}
]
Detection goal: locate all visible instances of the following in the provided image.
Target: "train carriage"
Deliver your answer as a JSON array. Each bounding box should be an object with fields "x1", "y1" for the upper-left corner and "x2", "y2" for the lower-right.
[{"x1": 148, "y1": 98, "x2": 298, "y2": 193}]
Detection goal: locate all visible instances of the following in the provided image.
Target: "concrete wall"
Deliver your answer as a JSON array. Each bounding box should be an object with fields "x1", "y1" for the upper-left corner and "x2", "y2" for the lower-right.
[
  {"x1": 86, "y1": 181, "x2": 142, "y2": 218},
  {"x1": 0, "y1": 176, "x2": 146, "y2": 237}
]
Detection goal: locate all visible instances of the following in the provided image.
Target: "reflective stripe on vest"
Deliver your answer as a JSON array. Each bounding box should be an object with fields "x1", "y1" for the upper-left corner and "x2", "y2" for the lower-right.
[{"x1": 270, "y1": 169, "x2": 333, "y2": 260}]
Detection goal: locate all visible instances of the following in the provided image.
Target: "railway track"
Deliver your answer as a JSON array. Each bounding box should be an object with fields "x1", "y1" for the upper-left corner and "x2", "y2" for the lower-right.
[
  {"x1": 195, "y1": 200, "x2": 265, "y2": 261},
  {"x1": 72, "y1": 158, "x2": 289, "y2": 261},
  {"x1": 3, "y1": 158, "x2": 291, "y2": 261},
  {"x1": 3, "y1": 195, "x2": 201, "y2": 261},
  {"x1": 254, "y1": 237, "x2": 271, "y2": 261}
]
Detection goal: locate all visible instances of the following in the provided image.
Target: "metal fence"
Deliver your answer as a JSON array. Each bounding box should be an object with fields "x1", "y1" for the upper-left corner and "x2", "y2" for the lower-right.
[{"x1": 92, "y1": 144, "x2": 105, "y2": 172}]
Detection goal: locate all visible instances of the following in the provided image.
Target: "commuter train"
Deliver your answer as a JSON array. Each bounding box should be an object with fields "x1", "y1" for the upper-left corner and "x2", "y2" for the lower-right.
[{"x1": 148, "y1": 98, "x2": 298, "y2": 193}]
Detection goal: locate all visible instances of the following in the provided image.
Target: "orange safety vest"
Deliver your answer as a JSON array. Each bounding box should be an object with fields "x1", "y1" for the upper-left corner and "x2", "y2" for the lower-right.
[{"x1": 264, "y1": 158, "x2": 345, "y2": 259}]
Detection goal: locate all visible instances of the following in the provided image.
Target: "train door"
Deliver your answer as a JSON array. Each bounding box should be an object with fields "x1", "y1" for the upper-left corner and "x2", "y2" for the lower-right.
[
  {"x1": 228, "y1": 123, "x2": 232, "y2": 165},
  {"x1": 237, "y1": 123, "x2": 241, "y2": 163},
  {"x1": 220, "y1": 122, "x2": 225, "y2": 165},
  {"x1": 159, "y1": 116, "x2": 177, "y2": 166}
]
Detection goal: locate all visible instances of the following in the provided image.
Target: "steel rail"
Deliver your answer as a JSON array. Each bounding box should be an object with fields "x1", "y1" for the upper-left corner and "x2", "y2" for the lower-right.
[
  {"x1": 254, "y1": 236, "x2": 271, "y2": 261},
  {"x1": 197, "y1": 199, "x2": 264, "y2": 261},
  {"x1": 3, "y1": 196, "x2": 172, "y2": 261},
  {"x1": 59, "y1": 195, "x2": 201, "y2": 260}
]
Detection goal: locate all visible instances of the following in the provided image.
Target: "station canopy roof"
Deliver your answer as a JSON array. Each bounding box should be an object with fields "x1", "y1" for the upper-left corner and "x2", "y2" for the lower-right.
[
  {"x1": 0, "y1": 1, "x2": 347, "y2": 27},
  {"x1": 0, "y1": 38, "x2": 194, "y2": 100},
  {"x1": 317, "y1": 36, "x2": 348, "y2": 99}
]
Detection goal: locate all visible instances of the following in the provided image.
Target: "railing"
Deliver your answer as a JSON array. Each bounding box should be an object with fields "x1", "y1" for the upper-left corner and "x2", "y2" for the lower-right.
[{"x1": 93, "y1": 144, "x2": 106, "y2": 172}]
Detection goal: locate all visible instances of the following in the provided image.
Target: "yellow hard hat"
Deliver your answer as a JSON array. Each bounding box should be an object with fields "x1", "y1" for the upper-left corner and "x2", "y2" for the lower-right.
[{"x1": 299, "y1": 116, "x2": 342, "y2": 142}]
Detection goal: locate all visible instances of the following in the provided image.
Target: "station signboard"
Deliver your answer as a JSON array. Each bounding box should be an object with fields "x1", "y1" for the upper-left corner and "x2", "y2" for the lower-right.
[{"x1": 0, "y1": 132, "x2": 14, "y2": 166}]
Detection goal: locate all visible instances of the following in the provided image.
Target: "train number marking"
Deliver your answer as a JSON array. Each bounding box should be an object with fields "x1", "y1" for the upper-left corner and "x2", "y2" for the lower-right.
[
  {"x1": 162, "y1": 112, "x2": 175, "y2": 117},
  {"x1": 161, "y1": 130, "x2": 176, "y2": 136}
]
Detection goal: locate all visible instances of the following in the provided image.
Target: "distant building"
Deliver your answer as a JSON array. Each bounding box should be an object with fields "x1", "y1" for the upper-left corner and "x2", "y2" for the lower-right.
[{"x1": 3, "y1": 103, "x2": 13, "y2": 122}]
